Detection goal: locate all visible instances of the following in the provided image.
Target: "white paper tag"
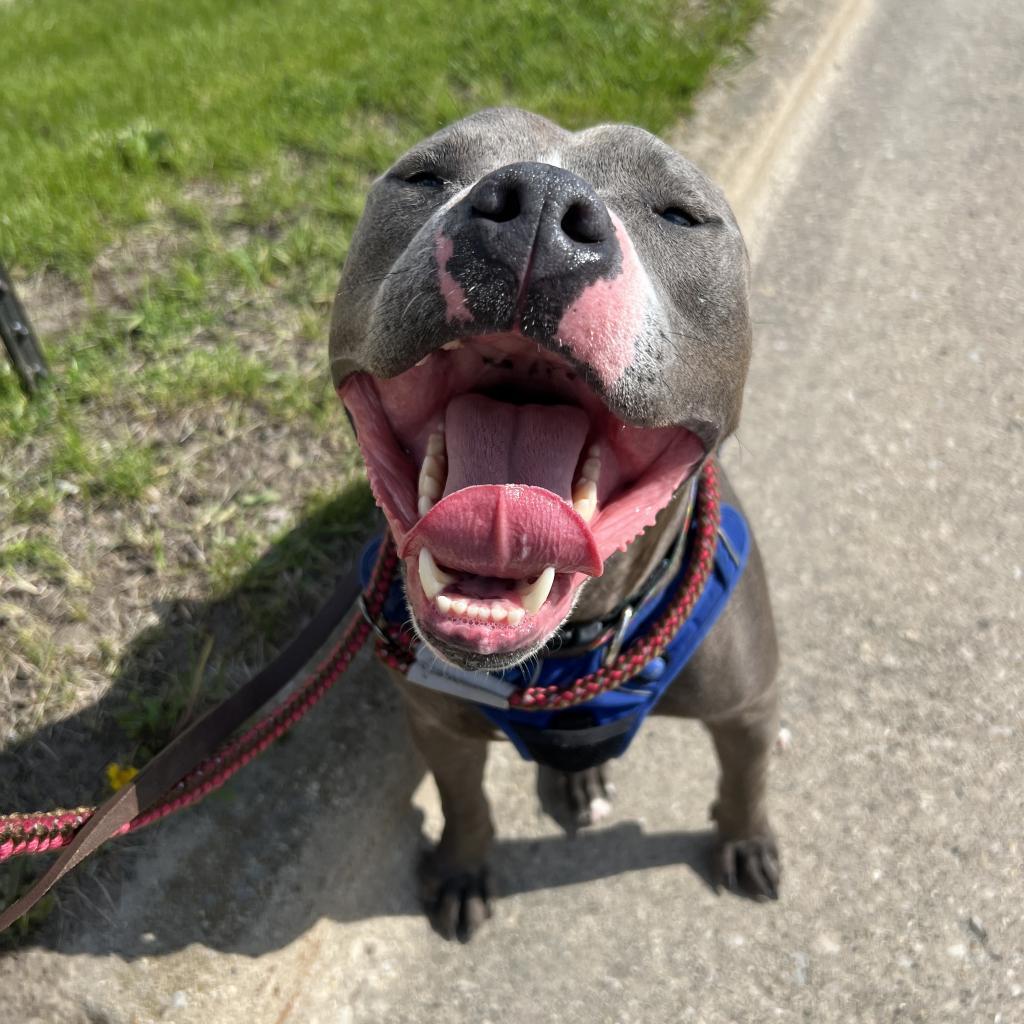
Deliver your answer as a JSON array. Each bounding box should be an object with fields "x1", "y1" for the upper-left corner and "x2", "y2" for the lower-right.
[{"x1": 406, "y1": 645, "x2": 516, "y2": 709}]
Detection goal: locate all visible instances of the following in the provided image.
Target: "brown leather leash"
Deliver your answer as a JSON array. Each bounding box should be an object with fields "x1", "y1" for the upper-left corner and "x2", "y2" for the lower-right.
[{"x1": 0, "y1": 565, "x2": 365, "y2": 934}]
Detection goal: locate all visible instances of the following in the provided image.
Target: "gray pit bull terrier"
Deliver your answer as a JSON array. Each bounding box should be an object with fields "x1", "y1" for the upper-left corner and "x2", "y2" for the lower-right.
[{"x1": 329, "y1": 107, "x2": 780, "y2": 941}]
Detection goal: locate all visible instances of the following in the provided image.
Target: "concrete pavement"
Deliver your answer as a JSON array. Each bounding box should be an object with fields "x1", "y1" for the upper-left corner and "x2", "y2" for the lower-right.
[{"x1": 3, "y1": 0, "x2": 1022, "y2": 1019}]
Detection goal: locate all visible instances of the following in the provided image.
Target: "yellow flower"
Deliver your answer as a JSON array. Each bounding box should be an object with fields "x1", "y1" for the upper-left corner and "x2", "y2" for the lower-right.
[{"x1": 105, "y1": 762, "x2": 139, "y2": 792}]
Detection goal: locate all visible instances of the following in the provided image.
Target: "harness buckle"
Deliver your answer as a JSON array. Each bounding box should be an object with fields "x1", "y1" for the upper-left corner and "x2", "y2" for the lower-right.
[{"x1": 603, "y1": 604, "x2": 634, "y2": 667}]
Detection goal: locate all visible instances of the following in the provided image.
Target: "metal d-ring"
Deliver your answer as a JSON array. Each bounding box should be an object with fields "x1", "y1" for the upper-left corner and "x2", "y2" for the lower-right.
[
  {"x1": 717, "y1": 525, "x2": 740, "y2": 569},
  {"x1": 358, "y1": 594, "x2": 392, "y2": 644},
  {"x1": 603, "y1": 604, "x2": 635, "y2": 667}
]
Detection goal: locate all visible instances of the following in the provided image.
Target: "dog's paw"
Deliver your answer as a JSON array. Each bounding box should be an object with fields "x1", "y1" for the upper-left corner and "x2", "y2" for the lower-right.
[
  {"x1": 565, "y1": 764, "x2": 616, "y2": 827},
  {"x1": 713, "y1": 834, "x2": 781, "y2": 901},
  {"x1": 417, "y1": 850, "x2": 493, "y2": 943}
]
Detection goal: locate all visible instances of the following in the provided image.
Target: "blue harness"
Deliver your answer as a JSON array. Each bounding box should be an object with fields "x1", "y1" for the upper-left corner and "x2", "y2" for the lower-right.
[{"x1": 361, "y1": 503, "x2": 749, "y2": 772}]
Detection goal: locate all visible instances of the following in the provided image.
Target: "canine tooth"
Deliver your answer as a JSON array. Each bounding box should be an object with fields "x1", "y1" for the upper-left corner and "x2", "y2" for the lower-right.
[
  {"x1": 436, "y1": 594, "x2": 452, "y2": 614},
  {"x1": 418, "y1": 496, "x2": 434, "y2": 517},
  {"x1": 580, "y1": 457, "x2": 601, "y2": 482},
  {"x1": 426, "y1": 431, "x2": 446, "y2": 456},
  {"x1": 573, "y1": 479, "x2": 598, "y2": 522},
  {"x1": 507, "y1": 607, "x2": 524, "y2": 626},
  {"x1": 573, "y1": 479, "x2": 597, "y2": 503},
  {"x1": 490, "y1": 605, "x2": 508, "y2": 623},
  {"x1": 419, "y1": 474, "x2": 442, "y2": 500},
  {"x1": 450, "y1": 597, "x2": 468, "y2": 615},
  {"x1": 418, "y1": 454, "x2": 445, "y2": 500},
  {"x1": 421, "y1": 454, "x2": 444, "y2": 479},
  {"x1": 418, "y1": 548, "x2": 454, "y2": 600},
  {"x1": 519, "y1": 566, "x2": 555, "y2": 613},
  {"x1": 442, "y1": 340, "x2": 463, "y2": 351},
  {"x1": 574, "y1": 496, "x2": 597, "y2": 523},
  {"x1": 588, "y1": 443, "x2": 601, "y2": 458}
]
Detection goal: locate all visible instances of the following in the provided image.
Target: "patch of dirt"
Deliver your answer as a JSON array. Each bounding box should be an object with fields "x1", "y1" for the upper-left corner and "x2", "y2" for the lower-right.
[
  {"x1": 15, "y1": 222, "x2": 191, "y2": 346},
  {"x1": 1, "y1": 179, "x2": 369, "y2": 818}
]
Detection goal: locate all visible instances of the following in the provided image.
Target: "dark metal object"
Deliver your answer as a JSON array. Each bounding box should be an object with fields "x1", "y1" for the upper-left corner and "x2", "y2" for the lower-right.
[{"x1": 0, "y1": 262, "x2": 48, "y2": 393}]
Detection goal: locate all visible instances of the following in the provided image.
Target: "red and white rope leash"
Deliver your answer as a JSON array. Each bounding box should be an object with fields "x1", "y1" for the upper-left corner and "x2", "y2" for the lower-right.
[{"x1": 0, "y1": 462, "x2": 720, "y2": 864}]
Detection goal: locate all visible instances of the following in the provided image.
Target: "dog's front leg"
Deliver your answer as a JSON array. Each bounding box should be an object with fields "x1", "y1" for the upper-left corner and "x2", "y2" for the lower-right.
[
  {"x1": 394, "y1": 673, "x2": 496, "y2": 941},
  {"x1": 704, "y1": 690, "x2": 781, "y2": 900}
]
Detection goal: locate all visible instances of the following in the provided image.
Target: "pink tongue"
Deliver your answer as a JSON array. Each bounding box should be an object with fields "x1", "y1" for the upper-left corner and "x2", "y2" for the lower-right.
[
  {"x1": 443, "y1": 394, "x2": 589, "y2": 499},
  {"x1": 400, "y1": 394, "x2": 599, "y2": 577},
  {"x1": 401, "y1": 485, "x2": 602, "y2": 577}
]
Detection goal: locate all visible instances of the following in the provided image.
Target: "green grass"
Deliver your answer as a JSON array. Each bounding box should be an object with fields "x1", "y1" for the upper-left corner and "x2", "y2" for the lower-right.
[
  {"x1": 0, "y1": 0, "x2": 762, "y2": 276},
  {"x1": 0, "y1": 537, "x2": 68, "y2": 580},
  {"x1": 0, "y1": 0, "x2": 764, "y2": 534},
  {"x1": 0, "y1": 0, "x2": 762, "y2": 726}
]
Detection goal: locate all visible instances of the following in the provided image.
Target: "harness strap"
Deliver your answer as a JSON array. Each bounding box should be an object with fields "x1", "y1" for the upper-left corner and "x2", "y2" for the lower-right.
[
  {"x1": 480, "y1": 501, "x2": 750, "y2": 770},
  {"x1": 544, "y1": 477, "x2": 697, "y2": 659},
  {"x1": 367, "y1": 463, "x2": 744, "y2": 771}
]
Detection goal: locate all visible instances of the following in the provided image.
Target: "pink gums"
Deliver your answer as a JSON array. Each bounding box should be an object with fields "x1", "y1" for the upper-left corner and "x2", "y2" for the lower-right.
[
  {"x1": 555, "y1": 214, "x2": 647, "y2": 390},
  {"x1": 435, "y1": 233, "x2": 472, "y2": 325}
]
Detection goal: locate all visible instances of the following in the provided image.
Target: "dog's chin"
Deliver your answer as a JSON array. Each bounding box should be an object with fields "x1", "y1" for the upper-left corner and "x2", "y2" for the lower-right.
[{"x1": 415, "y1": 630, "x2": 552, "y2": 673}]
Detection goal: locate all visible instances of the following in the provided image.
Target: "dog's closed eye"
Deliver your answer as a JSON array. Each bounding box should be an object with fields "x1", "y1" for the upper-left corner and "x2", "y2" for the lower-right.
[
  {"x1": 658, "y1": 206, "x2": 703, "y2": 227},
  {"x1": 403, "y1": 169, "x2": 446, "y2": 188}
]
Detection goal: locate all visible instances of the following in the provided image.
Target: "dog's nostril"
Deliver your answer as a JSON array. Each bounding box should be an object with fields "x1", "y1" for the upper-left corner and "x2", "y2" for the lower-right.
[
  {"x1": 471, "y1": 183, "x2": 521, "y2": 224},
  {"x1": 560, "y1": 200, "x2": 607, "y2": 245}
]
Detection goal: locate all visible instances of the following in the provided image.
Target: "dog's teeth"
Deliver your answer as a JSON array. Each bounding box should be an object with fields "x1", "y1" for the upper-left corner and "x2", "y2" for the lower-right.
[
  {"x1": 450, "y1": 597, "x2": 468, "y2": 615},
  {"x1": 574, "y1": 496, "x2": 597, "y2": 523},
  {"x1": 435, "y1": 594, "x2": 452, "y2": 613},
  {"x1": 442, "y1": 340, "x2": 463, "y2": 351},
  {"x1": 572, "y1": 451, "x2": 600, "y2": 524},
  {"x1": 418, "y1": 548, "x2": 454, "y2": 600},
  {"x1": 518, "y1": 566, "x2": 555, "y2": 613},
  {"x1": 507, "y1": 607, "x2": 525, "y2": 626},
  {"x1": 471, "y1": 603, "x2": 491, "y2": 622},
  {"x1": 573, "y1": 479, "x2": 598, "y2": 523},
  {"x1": 421, "y1": 453, "x2": 444, "y2": 478},
  {"x1": 417, "y1": 434, "x2": 448, "y2": 519},
  {"x1": 490, "y1": 605, "x2": 508, "y2": 623},
  {"x1": 418, "y1": 455, "x2": 444, "y2": 502}
]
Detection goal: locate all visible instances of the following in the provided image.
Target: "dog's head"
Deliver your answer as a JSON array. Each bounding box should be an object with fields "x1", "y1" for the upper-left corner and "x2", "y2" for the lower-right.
[{"x1": 330, "y1": 108, "x2": 750, "y2": 670}]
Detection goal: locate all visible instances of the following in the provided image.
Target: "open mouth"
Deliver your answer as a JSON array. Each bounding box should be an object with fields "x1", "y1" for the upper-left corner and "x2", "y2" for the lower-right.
[{"x1": 340, "y1": 334, "x2": 705, "y2": 663}]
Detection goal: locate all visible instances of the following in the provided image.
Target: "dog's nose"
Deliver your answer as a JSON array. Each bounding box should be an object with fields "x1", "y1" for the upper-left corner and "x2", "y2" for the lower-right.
[
  {"x1": 443, "y1": 161, "x2": 622, "y2": 338},
  {"x1": 468, "y1": 162, "x2": 613, "y2": 247}
]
